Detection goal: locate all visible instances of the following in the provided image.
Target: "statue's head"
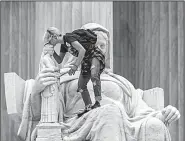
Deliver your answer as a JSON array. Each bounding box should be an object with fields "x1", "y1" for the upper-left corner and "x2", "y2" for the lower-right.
[
  {"x1": 81, "y1": 23, "x2": 111, "y2": 69},
  {"x1": 94, "y1": 31, "x2": 108, "y2": 55},
  {"x1": 43, "y1": 27, "x2": 62, "y2": 46}
]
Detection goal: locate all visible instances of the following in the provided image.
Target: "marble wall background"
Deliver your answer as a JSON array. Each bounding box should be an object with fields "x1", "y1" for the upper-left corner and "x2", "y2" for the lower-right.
[{"x1": 113, "y1": 2, "x2": 185, "y2": 141}]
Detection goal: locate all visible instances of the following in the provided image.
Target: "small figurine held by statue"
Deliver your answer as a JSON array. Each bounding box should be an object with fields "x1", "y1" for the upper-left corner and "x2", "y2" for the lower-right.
[{"x1": 39, "y1": 38, "x2": 63, "y2": 123}]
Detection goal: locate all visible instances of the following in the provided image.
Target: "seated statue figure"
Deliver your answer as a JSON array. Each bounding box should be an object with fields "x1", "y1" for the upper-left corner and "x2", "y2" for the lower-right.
[{"x1": 6, "y1": 23, "x2": 180, "y2": 141}]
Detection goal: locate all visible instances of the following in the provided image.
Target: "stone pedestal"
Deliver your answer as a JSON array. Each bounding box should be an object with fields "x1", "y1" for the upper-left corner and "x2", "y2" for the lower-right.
[{"x1": 36, "y1": 123, "x2": 63, "y2": 141}]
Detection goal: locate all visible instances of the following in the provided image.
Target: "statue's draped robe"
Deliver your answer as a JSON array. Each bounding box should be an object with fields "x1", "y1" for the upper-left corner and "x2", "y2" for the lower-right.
[
  {"x1": 17, "y1": 69, "x2": 171, "y2": 141},
  {"x1": 39, "y1": 53, "x2": 63, "y2": 123}
]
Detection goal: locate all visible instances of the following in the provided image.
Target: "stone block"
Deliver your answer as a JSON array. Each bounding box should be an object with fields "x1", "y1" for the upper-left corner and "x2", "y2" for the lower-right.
[
  {"x1": 143, "y1": 87, "x2": 164, "y2": 110},
  {"x1": 4, "y1": 72, "x2": 25, "y2": 114},
  {"x1": 36, "y1": 137, "x2": 63, "y2": 141},
  {"x1": 36, "y1": 123, "x2": 63, "y2": 141}
]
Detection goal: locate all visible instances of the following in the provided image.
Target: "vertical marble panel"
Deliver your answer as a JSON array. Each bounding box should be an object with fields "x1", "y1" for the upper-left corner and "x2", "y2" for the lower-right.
[
  {"x1": 120, "y1": 2, "x2": 128, "y2": 78},
  {"x1": 106, "y1": 3, "x2": 113, "y2": 70},
  {"x1": 113, "y1": 2, "x2": 136, "y2": 84},
  {"x1": 62, "y1": 2, "x2": 72, "y2": 33},
  {"x1": 159, "y1": 1, "x2": 170, "y2": 106},
  {"x1": 99, "y1": 2, "x2": 108, "y2": 28},
  {"x1": 184, "y1": 3, "x2": 185, "y2": 140},
  {"x1": 113, "y1": 2, "x2": 120, "y2": 75},
  {"x1": 72, "y1": 2, "x2": 82, "y2": 31},
  {"x1": 177, "y1": 2, "x2": 184, "y2": 141},
  {"x1": 151, "y1": 2, "x2": 160, "y2": 88},
  {"x1": 27, "y1": 2, "x2": 31, "y2": 79},
  {"x1": 1, "y1": 2, "x2": 11, "y2": 137},
  {"x1": 1, "y1": 1, "x2": 11, "y2": 111},
  {"x1": 130, "y1": 2, "x2": 136, "y2": 86},
  {"x1": 144, "y1": 2, "x2": 152, "y2": 89},
  {"x1": 105, "y1": 2, "x2": 113, "y2": 70},
  {"x1": 168, "y1": 2, "x2": 178, "y2": 140},
  {"x1": 125, "y1": 2, "x2": 136, "y2": 85},
  {"x1": 54, "y1": 2, "x2": 61, "y2": 31},
  {"x1": 35, "y1": 2, "x2": 44, "y2": 74},
  {"x1": 11, "y1": 2, "x2": 19, "y2": 74},
  {"x1": 82, "y1": 1, "x2": 93, "y2": 24},
  {"x1": 92, "y1": 2, "x2": 100, "y2": 23},
  {"x1": 135, "y1": 2, "x2": 140, "y2": 88},
  {"x1": 20, "y1": 2, "x2": 28, "y2": 79},
  {"x1": 30, "y1": 2, "x2": 36, "y2": 78},
  {"x1": 138, "y1": 2, "x2": 145, "y2": 89},
  {"x1": 128, "y1": 2, "x2": 132, "y2": 82}
]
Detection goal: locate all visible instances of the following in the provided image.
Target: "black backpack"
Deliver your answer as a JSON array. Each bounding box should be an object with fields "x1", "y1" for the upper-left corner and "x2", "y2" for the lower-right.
[{"x1": 72, "y1": 29, "x2": 97, "y2": 44}]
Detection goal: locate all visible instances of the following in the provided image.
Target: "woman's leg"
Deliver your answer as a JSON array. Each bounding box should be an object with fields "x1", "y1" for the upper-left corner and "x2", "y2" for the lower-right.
[
  {"x1": 77, "y1": 73, "x2": 92, "y2": 106},
  {"x1": 90, "y1": 58, "x2": 102, "y2": 104}
]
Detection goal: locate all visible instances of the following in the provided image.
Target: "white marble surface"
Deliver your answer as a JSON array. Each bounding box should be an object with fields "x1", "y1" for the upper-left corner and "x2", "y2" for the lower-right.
[
  {"x1": 36, "y1": 123, "x2": 63, "y2": 141},
  {"x1": 4, "y1": 72, "x2": 25, "y2": 114}
]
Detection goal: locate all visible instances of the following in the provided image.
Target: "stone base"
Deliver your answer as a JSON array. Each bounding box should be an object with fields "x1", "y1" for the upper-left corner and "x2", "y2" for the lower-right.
[
  {"x1": 36, "y1": 123, "x2": 63, "y2": 141},
  {"x1": 36, "y1": 138, "x2": 63, "y2": 141}
]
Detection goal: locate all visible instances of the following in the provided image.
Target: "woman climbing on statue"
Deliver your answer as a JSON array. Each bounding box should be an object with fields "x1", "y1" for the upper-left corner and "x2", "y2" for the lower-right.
[{"x1": 43, "y1": 27, "x2": 108, "y2": 117}]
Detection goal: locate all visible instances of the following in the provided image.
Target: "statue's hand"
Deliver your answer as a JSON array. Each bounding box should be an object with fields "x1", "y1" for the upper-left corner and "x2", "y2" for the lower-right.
[
  {"x1": 162, "y1": 105, "x2": 180, "y2": 125},
  {"x1": 32, "y1": 67, "x2": 59, "y2": 96},
  {"x1": 103, "y1": 68, "x2": 112, "y2": 74}
]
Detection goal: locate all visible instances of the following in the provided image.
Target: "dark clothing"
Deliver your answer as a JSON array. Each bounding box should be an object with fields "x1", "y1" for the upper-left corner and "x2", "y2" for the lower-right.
[
  {"x1": 77, "y1": 58, "x2": 102, "y2": 106},
  {"x1": 60, "y1": 29, "x2": 105, "y2": 106},
  {"x1": 60, "y1": 29, "x2": 105, "y2": 75}
]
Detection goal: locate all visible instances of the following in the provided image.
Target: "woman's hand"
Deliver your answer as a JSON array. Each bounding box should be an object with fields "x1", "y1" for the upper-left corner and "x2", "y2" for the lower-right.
[
  {"x1": 68, "y1": 65, "x2": 78, "y2": 75},
  {"x1": 162, "y1": 105, "x2": 180, "y2": 125},
  {"x1": 32, "y1": 67, "x2": 59, "y2": 96}
]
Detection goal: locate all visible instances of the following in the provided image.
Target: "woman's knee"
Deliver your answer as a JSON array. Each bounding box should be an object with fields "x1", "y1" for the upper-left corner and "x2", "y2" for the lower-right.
[
  {"x1": 91, "y1": 73, "x2": 100, "y2": 83},
  {"x1": 91, "y1": 58, "x2": 100, "y2": 73},
  {"x1": 77, "y1": 86, "x2": 88, "y2": 93},
  {"x1": 78, "y1": 76, "x2": 90, "y2": 91}
]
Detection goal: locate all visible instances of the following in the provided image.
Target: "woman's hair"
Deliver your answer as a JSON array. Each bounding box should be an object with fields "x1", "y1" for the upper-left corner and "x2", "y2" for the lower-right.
[{"x1": 43, "y1": 27, "x2": 61, "y2": 45}]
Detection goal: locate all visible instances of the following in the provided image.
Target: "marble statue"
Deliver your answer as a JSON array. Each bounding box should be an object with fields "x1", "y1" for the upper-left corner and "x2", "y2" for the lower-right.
[
  {"x1": 4, "y1": 23, "x2": 180, "y2": 141},
  {"x1": 39, "y1": 45, "x2": 62, "y2": 123}
]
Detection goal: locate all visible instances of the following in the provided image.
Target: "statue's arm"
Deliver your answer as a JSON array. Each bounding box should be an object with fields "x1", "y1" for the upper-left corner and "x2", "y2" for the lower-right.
[{"x1": 29, "y1": 67, "x2": 58, "y2": 120}]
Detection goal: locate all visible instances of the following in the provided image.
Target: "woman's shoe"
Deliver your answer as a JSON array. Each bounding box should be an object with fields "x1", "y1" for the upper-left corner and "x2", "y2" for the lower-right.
[
  {"x1": 77, "y1": 104, "x2": 92, "y2": 117},
  {"x1": 91, "y1": 101, "x2": 100, "y2": 109}
]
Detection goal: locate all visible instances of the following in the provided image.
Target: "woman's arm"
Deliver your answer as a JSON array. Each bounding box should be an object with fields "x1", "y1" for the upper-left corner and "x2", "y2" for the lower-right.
[
  {"x1": 71, "y1": 41, "x2": 86, "y2": 67},
  {"x1": 53, "y1": 51, "x2": 65, "y2": 64}
]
